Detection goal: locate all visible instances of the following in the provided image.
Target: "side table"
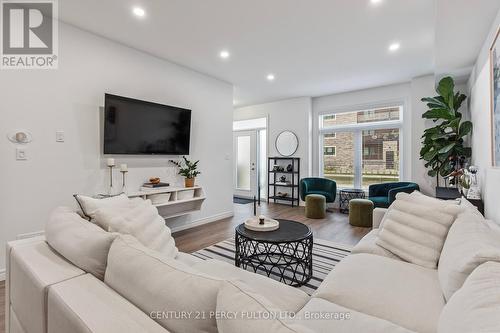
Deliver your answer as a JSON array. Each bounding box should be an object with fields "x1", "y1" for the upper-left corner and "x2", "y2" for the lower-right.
[{"x1": 339, "y1": 188, "x2": 365, "y2": 213}]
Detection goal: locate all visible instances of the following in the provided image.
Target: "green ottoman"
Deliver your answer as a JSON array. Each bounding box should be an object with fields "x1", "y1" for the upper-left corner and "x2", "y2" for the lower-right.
[
  {"x1": 305, "y1": 194, "x2": 326, "y2": 219},
  {"x1": 349, "y1": 199, "x2": 374, "y2": 227}
]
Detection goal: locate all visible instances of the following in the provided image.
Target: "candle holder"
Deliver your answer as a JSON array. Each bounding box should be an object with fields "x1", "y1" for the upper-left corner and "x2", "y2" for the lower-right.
[
  {"x1": 253, "y1": 196, "x2": 257, "y2": 216},
  {"x1": 108, "y1": 165, "x2": 115, "y2": 195},
  {"x1": 120, "y1": 170, "x2": 128, "y2": 194}
]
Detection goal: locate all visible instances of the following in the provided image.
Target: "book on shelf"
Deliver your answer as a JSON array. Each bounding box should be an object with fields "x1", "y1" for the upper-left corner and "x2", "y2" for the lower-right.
[{"x1": 142, "y1": 182, "x2": 170, "y2": 188}]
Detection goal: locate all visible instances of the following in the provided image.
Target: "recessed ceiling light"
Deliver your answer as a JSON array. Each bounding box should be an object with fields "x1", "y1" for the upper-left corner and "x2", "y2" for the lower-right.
[
  {"x1": 219, "y1": 50, "x2": 230, "y2": 59},
  {"x1": 266, "y1": 74, "x2": 275, "y2": 81},
  {"x1": 389, "y1": 42, "x2": 400, "y2": 52},
  {"x1": 133, "y1": 7, "x2": 145, "y2": 17},
  {"x1": 370, "y1": 0, "x2": 383, "y2": 4}
]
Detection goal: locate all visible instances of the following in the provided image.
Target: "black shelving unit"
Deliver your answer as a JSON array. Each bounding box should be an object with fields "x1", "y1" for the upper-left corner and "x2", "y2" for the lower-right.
[{"x1": 267, "y1": 157, "x2": 300, "y2": 207}]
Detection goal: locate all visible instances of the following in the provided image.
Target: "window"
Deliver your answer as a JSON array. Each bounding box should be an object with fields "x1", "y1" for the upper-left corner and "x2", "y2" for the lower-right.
[
  {"x1": 320, "y1": 106, "x2": 402, "y2": 189},
  {"x1": 362, "y1": 128, "x2": 399, "y2": 187},
  {"x1": 321, "y1": 114, "x2": 337, "y2": 127},
  {"x1": 324, "y1": 146, "x2": 336, "y2": 156}
]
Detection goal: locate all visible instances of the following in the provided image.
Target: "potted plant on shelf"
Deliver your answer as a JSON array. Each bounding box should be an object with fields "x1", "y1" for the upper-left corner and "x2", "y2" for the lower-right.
[
  {"x1": 170, "y1": 156, "x2": 201, "y2": 188},
  {"x1": 420, "y1": 76, "x2": 472, "y2": 188}
]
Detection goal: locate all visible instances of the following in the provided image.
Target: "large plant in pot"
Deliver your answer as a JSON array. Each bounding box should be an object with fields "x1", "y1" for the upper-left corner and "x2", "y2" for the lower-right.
[
  {"x1": 170, "y1": 156, "x2": 201, "y2": 188},
  {"x1": 420, "y1": 76, "x2": 472, "y2": 187}
]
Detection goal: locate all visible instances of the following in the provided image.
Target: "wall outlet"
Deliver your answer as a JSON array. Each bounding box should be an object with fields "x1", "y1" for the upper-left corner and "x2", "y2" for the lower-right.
[
  {"x1": 16, "y1": 148, "x2": 27, "y2": 160},
  {"x1": 56, "y1": 131, "x2": 65, "y2": 142}
]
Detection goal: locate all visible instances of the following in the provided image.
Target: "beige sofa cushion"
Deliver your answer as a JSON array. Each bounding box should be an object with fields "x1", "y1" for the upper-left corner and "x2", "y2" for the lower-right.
[
  {"x1": 193, "y1": 259, "x2": 309, "y2": 312},
  {"x1": 48, "y1": 274, "x2": 167, "y2": 333},
  {"x1": 438, "y1": 262, "x2": 500, "y2": 333},
  {"x1": 7, "y1": 238, "x2": 84, "y2": 333},
  {"x1": 9, "y1": 307, "x2": 26, "y2": 333},
  {"x1": 94, "y1": 199, "x2": 178, "y2": 258},
  {"x1": 216, "y1": 281, "x2": 414, "y2": 333},
  {"x1": 372, "y1": 207, "x2": 388, "y2": 229},
  {"x1": 351, "y1": 229, "x2": 402, "y2": 261},
  {"x1": 295, "y1": 298, "x2": 415, "y2": 333},
  {"x1": 438, "y1": 212, "x2": 500, "y2": 301},
  {"x1": 313, "y1": 253, "x2": 444, "y2": 333},
  {"x1": 175, "y1": 252, "x2": 204, "y2": 266},
  {"x1": 45, "y1": 207, "x2": 117, "y2": 280},
  {"x1": 376, "y1": 193, "x2": 461, "y2": 269},
  {"x1": 105, "y1": 235, "x2": 223, "y2": 333},
  {"x1": 216, "y1": 280, "x2": 311, "y2": 333}
]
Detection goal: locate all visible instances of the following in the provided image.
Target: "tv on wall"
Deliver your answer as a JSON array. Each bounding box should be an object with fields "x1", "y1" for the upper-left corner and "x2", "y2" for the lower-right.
[{"x1": 103, "y1": 94, "x2": 191, "y2": 155}]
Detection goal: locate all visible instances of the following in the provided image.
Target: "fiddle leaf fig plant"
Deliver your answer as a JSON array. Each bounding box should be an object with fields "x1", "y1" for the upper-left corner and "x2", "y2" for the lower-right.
[{"x1": 420, "y1": 76, "x2": 472, "y2": 186}]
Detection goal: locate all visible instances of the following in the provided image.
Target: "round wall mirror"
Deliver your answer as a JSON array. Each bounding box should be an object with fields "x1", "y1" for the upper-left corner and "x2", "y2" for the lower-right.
[{"x1": 275, "y1": 131, "x2": 299, "y2": 156}]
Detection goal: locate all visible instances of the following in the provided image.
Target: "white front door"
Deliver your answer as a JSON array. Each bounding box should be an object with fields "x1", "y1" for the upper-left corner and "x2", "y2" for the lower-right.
[{"x1": 233, "y1": 130, "x2": 257, "y2": 199}]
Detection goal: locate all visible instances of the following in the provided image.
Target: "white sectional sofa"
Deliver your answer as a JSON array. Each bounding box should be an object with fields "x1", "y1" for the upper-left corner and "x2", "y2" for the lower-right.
[{"x1": 5, "y1": 195, "x2": 500, "y2": 333}]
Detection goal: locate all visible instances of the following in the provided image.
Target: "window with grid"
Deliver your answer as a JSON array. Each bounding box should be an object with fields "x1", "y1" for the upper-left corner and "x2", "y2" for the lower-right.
[{"x1": 320, "y1": 106, "x2": 402, "y2": 189}]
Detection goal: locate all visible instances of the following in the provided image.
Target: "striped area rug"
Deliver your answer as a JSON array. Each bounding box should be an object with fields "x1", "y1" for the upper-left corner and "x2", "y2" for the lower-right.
[{"x1": 192, "y1": 238, "x2": 352, "y2": 295}]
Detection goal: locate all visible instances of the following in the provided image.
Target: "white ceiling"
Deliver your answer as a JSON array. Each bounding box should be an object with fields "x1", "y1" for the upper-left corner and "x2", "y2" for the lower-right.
[{"x1": 58, "y1": 0, "x2": 500, "y2": 107}]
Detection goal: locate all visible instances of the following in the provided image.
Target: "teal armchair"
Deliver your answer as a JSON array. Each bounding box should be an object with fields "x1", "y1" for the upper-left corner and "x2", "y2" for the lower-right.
[
  {"x1": 368, "y1": 182, "x2": 420, "y2": 208},
  {"x1": 300, "y1": 178, "x2": 337, "y2": 203}
]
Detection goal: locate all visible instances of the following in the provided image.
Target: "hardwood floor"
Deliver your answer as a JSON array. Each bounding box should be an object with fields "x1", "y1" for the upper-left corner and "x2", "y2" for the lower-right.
[
  {"x1": 173, "y1": 201, "x2": 370, "y2": 253},
  {"x1": 0, "y1": 202, "x2": 370, "y2": 333}
]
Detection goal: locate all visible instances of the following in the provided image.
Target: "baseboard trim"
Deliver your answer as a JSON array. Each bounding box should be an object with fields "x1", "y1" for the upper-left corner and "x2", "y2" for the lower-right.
[{"x1": 171, "y1": 211, "x2": 234, "y2": 233}]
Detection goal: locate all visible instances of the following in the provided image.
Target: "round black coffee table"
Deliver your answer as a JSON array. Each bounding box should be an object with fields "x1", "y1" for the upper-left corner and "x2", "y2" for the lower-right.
[{"x1": 235, "y1": 219, "x2": 313, "y2": 287}]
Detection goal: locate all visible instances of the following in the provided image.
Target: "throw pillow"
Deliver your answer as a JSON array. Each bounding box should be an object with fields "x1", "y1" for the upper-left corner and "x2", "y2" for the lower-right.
[
  {"x1": 73, "y1": 193, "x2": 130, "y2": 221},
  {"x1": 45, "y1": 207, "x2": 117, "y2": 280},
  {"x1": 458, "y1": 196, "x2": 483, "y2": 218},
  {"x1": 438, "y1": 212, "x2": 500, "y2": 301},
  {"x1": 376, "y1": 192, "x2": 461, "y2": 269},
  {"x1": 94, "y1": 199, "x2": 178, "y2": 258},
  {"x1": 378, "y1": 191, "x2": 459, "y2": 229},
  {"x1": 402, "y1": 190, "x2": 460, "y2": 208},
  {"x1": 438, "y1": 262, "x2": 500, "y2": 333},
  {"x1": 105, "y1": 235, "x2": 222, "y2": 333}
]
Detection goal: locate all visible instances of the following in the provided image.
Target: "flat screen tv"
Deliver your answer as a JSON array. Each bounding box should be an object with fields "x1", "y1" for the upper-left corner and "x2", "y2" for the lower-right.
[{"x1": 104, "y1": 94, "x2": 191, "y2": 155}]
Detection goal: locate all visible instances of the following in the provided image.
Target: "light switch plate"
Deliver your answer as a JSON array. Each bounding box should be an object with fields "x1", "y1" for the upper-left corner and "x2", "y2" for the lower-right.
[
  {"x1": 56, "y1": 131, "x2": 65, "y2": 142},
  {"x1": 16, "y1": 148, "x2": 27, "y2": 160}
]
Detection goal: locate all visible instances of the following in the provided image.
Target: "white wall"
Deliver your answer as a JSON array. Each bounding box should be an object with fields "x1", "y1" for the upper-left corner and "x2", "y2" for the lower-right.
[
  {"x1": 467, "y1": 8, "x2": 500, "y2": 223},
  {"x1": 234, "y1": 97, "x2": 313, "y2": 189},
  {"x1": 0, "y1": 23, "x2": 234, "y2": 275}
]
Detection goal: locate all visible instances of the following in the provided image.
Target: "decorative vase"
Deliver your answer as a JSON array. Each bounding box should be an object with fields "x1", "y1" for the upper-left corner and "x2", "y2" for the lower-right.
[
  {"x1": 462, "y1": 188, "x2": 469, "y2": 197},
  {"x1": 185, "y1": 177, "x2": 195, "y2": 188}
]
